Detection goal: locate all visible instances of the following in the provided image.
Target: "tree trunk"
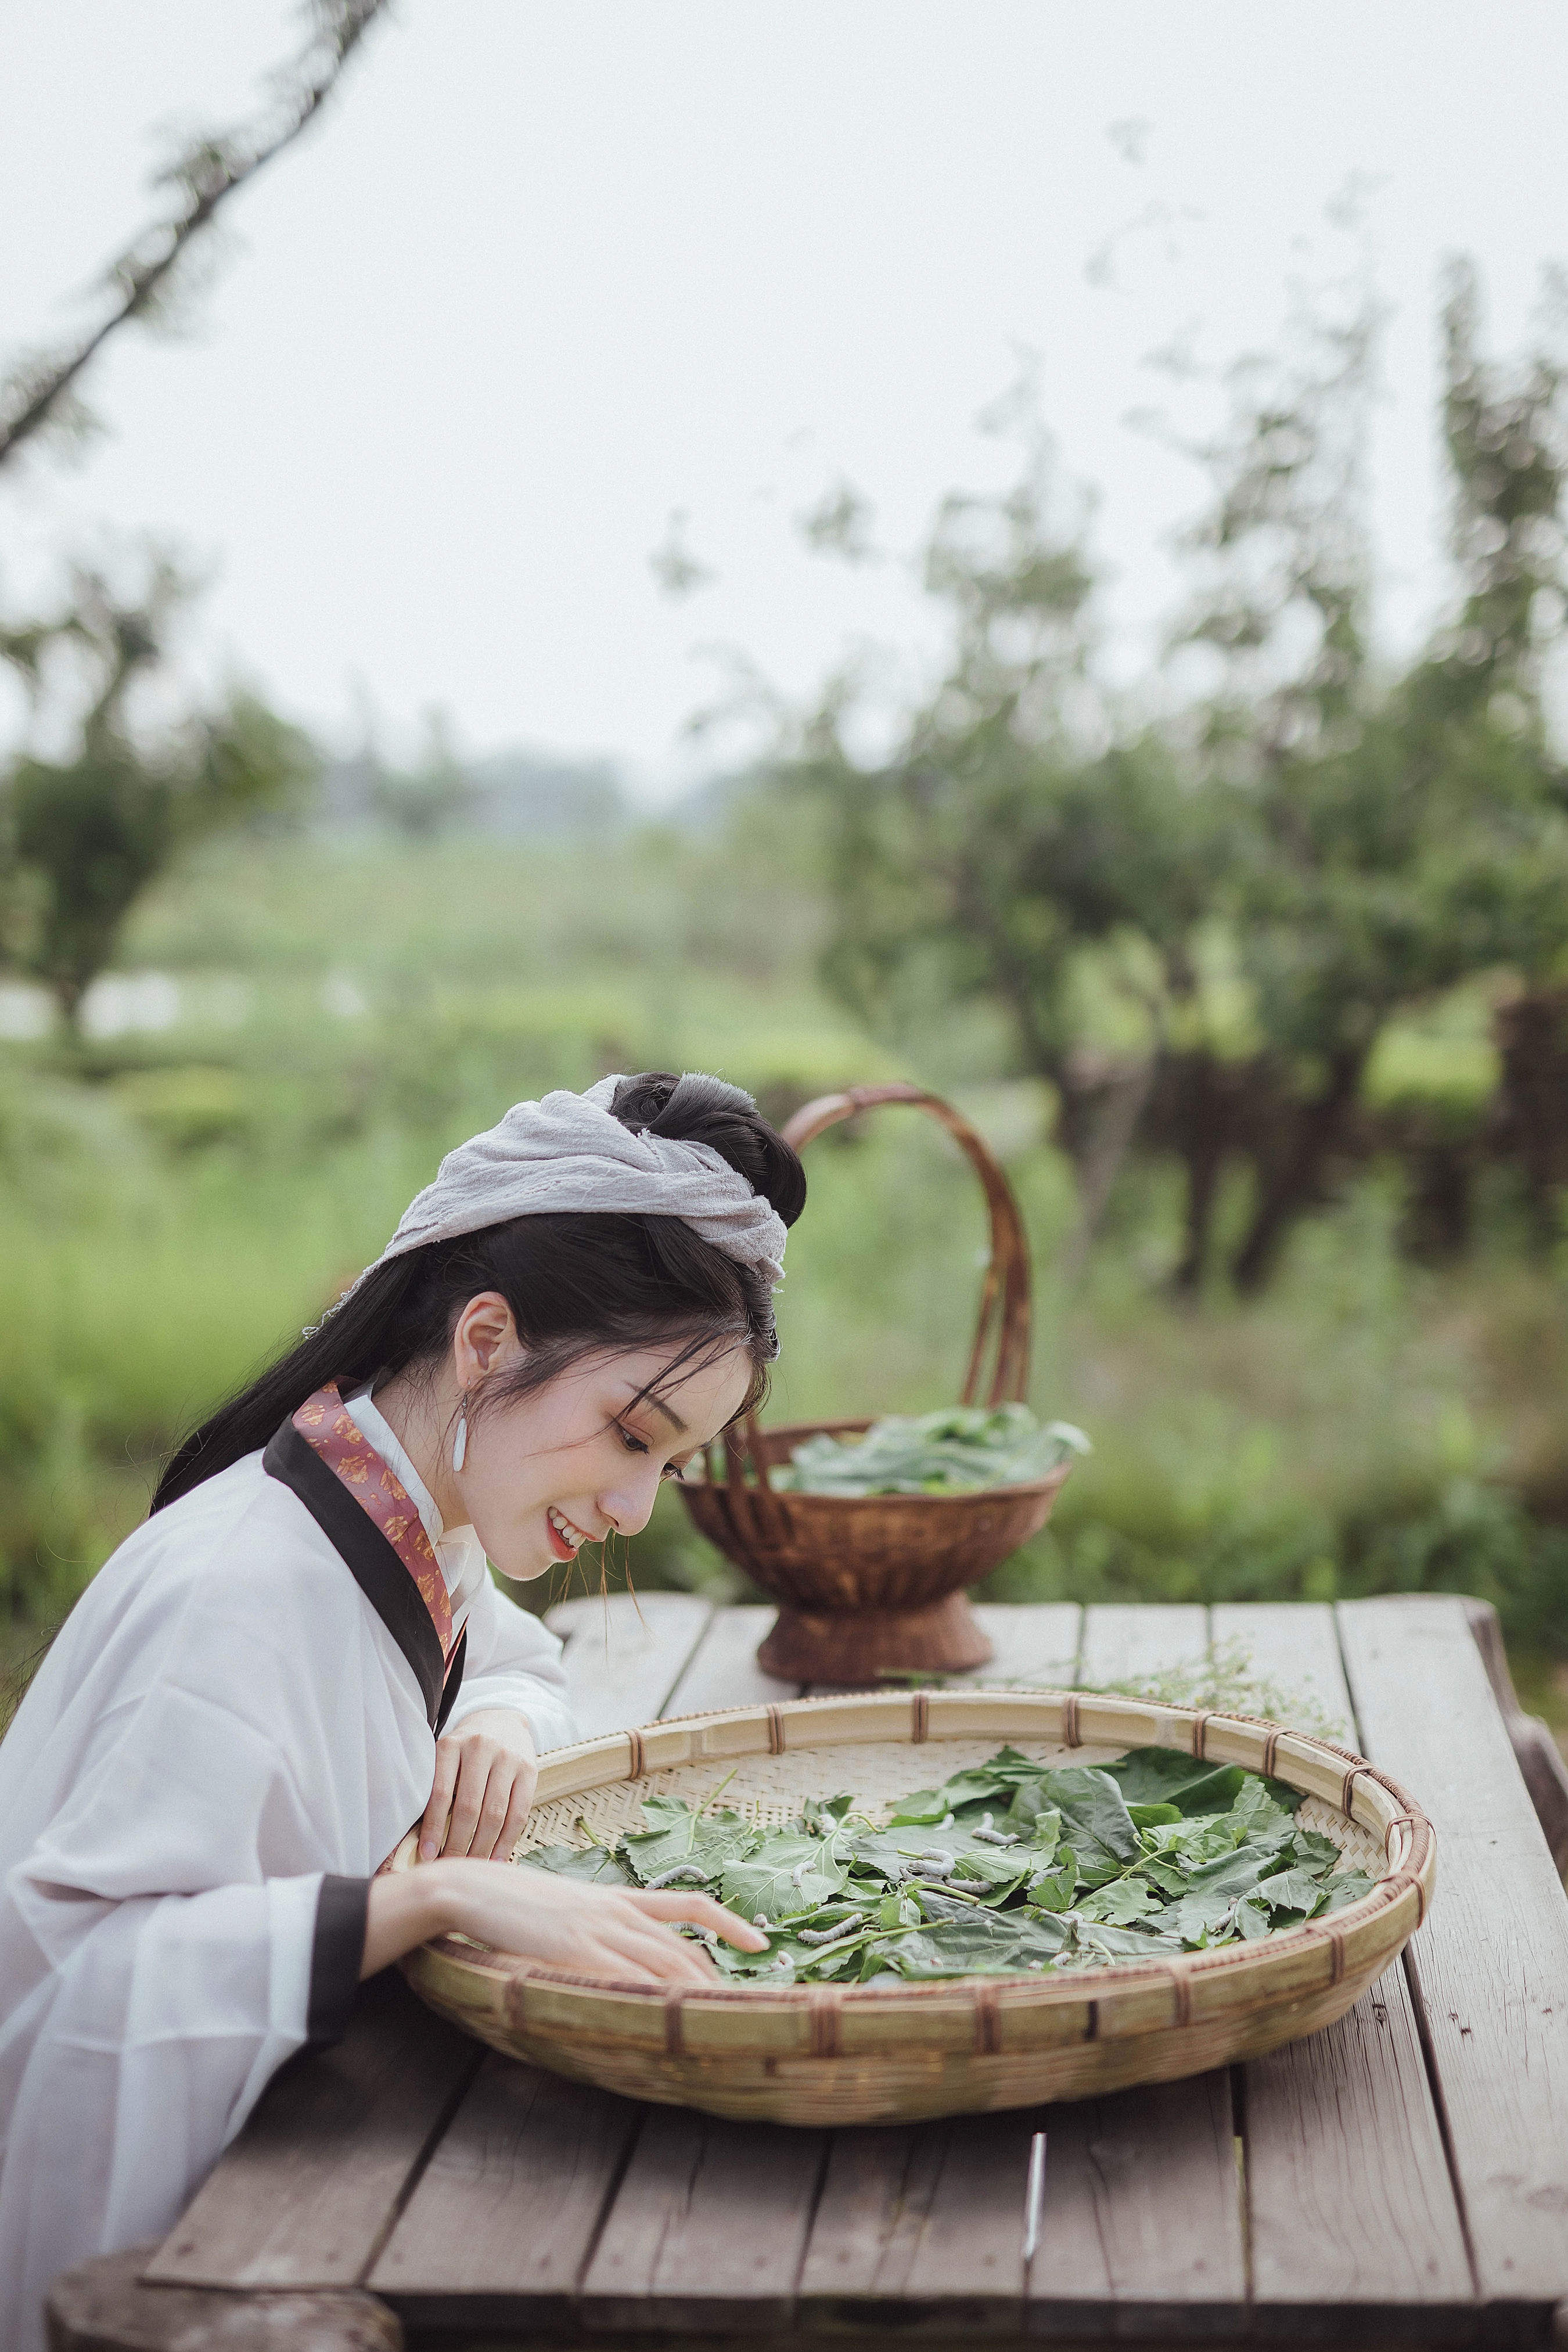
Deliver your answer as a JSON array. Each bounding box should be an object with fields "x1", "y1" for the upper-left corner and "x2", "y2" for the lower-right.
[
  {"x1": 1229, "y1": 1052, "x2": 1366, "y2": 1293},
  {"x1": 1494, "y1": 986, "x2": 1568, "y2": 1248}
]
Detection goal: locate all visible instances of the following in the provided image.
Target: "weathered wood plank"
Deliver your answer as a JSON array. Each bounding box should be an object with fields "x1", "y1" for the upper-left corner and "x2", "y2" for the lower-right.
[
  {"x1": 1215, "y1": 1602, "x2": 1475, "y2": 2327},
  {"x1": 967, "y1": 1602, "x2": 1082, "y2": 1690},
  {"x1": 1210, "y1": 1599, "x2": 1353, "y2": 1740},
  {"x1": 797, "y1": 2112, "x2": 1038, "y2": 2333},
  {"x1": 1338, "y1": 1595, "x2": 1568, "y2": 2311},
  {"x1": 1463, "y1": 1596, "x2": 1568, "y2": 1873},
  {"x1": 366, "y1": 2058, "x2": 639, "y2": 2329},
  {"x1": 52, "y1": 2243, "x2": 401, "y2": 2352},
  {"x1": 577, "y1": 2105, "x2": 827, "y2": 2331},
  {"x1": 660, "y1": 1604, "x2": 800, "y2": 1716},
  {"x1": 146, "y1": 1971, "x2": 480, "y2": 2290},
  {"x1": 1077, "y1": 1602, "x2": 1209, "y2": 1690},
  {"x1": 545, "y1": 1591, "x2": 714, "y2": 1738},
  {"x1": 1022, "y1": 2072, "x2": 1245, "y2": 2338},
  {"x1": 1245, "y1": 1984, "x2": 1475, "y2": 2327}
]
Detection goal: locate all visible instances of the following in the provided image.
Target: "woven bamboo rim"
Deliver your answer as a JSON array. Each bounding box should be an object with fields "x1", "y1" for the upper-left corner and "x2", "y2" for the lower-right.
[{"x1": 393, "y1": 1688, "x2": 1436, "y2": 2126}]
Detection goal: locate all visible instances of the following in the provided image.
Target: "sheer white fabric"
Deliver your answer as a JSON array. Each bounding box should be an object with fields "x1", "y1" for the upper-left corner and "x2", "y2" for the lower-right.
[{"x1": 0, "y1": 1451, "x2": 575, "y2": 2351}]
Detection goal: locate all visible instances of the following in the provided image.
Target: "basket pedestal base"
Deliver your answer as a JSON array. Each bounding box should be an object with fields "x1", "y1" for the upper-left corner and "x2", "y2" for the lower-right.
[{"x1": 757, "y1": 1591, "x2": 994, "y2": 1682}]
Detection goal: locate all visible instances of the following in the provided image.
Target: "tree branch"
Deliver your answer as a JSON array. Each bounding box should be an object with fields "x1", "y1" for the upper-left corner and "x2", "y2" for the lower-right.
[{"x1": 0, "y1": 0, "x2": 393, "y2": 474}]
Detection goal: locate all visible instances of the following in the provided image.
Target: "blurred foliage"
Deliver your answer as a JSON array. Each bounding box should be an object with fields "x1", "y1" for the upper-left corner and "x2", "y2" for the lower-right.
[
  {"x1": 0, "y1": 264, "x2": 1564, "y2": 1693},
  {"x1": 0, "y1": 562, "x2": 318, "y2": 1026},
  {"x1": 786, "y1": 267, "x2": 1568, "y2": 1292},
  {"x1": 1, "y1": 823, "x2": 1563, "y2": 1669}
]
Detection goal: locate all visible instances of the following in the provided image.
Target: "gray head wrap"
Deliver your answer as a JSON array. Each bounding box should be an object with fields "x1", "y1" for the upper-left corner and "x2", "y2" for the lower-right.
[{"x1": 369, "y1": 1073, "x2": 787, "y2": 1289}]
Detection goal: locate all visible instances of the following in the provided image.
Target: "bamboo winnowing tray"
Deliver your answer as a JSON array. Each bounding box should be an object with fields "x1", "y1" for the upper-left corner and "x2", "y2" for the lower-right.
[{"x1": 390, "y1": 1687, "x2": 1434, "y2": 2126}]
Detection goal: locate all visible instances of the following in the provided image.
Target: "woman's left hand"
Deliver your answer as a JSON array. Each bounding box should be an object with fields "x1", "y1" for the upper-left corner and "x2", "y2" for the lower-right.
[{"x1": 420, "y1": 1708, "x2": 539, "y2": 1862}]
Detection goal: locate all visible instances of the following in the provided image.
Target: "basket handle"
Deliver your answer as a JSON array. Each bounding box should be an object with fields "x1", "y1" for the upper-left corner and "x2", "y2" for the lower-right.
[{"x1": 780, "y1": 1082, "x2": 1033, "y2": 1408}]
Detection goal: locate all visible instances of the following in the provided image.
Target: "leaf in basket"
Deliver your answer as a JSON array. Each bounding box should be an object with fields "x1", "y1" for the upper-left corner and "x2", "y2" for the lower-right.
[
  {"x1": 1076, "y1": 1875, "x2": 1160, "y2": 1926},
  {"x1": 1253, "y1": 1865, "x2": 1330, "y2": 1918},
  {"x1": 1004, "y1": 1784, "x2": 1062, "y2": 1846},
  {"x1": 889, "y1": 1767, "x2": 1010, "y2": 1825},
  {"x1": 513, "y1": 1749, "x2": 1387, "y2": 1988},
  {"x1": 721, "y1": 1835, "x2": 848, "y2": 1923},
  {"x1": 517, "y1": 1842, "x2": 632, "y2": 1886},
  {"x1": 1168, "y1": 1885, "x2": 1243, "y2": 1944},
  {"x1": 1101, "y1": 1747, "x2": 1304, "y2": 1820},
  {"x1": 622, "y1": 1798, "x2": 760, "y2": 1886},
  {"x1": 774, "y1": 1405, "x2": 1090, "y2": 1497},
  {"x1": 885, "y1": 1787, "x2": 951, "y2": 1827},
  {"x1": 1178, "y1": 1843, "x2": 1286, "y2": 1899},
  {"x1": 1099, "y1": 1749, "x2": 1250, "y2": 1816},
  {"x1": 1027, "y1": 1848, "x2": 1079, "y2": 1911},
  {"x1": 1230, "y1": 1773, "x2": 1303, "y2": 1832},
  {"x1": 1066, "y1": 1916, "x2": 1180, "y2": 1961},
  {"x1": 1035, "y1": 1767, "x2": 1143, "y2": 1878},
  {"x1": 1143, "y1": 1811, "x2": 1247, "y2": 1866},
  {"x1": 951, "y1": 1850, "x2": 1034, "y2": 1904},
  {"x1": 1319, "y1": 1870, "x2": 1381, "y2": 1912},
  {"x1": 876, "y1": 1908, "x2": 1071, "y2": 1979}
]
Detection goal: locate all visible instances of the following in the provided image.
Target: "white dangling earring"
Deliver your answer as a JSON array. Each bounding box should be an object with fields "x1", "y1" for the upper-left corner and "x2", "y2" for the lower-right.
[{"x1": 452, "y1": 1397, "x2": 469, "y2": 1473}]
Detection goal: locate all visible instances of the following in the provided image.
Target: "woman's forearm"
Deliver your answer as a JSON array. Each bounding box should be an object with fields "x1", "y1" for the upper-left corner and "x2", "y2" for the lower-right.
[{"x1": 361, "y1": 1862, "x2": 462, "y2": 1978}]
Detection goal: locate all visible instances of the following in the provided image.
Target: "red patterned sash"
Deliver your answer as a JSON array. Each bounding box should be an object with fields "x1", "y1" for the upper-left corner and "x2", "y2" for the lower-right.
[{"x1": 292, "y1": 1384, "x2": 456, "y2": 1659}]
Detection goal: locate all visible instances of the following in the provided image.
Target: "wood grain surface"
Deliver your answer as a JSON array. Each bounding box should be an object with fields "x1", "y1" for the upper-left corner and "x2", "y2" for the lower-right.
[
  {"x1": 1210, "y1": 1599, "x2": 1353, "y2": 1739},
  {"x1": 366, "y1": 2057, "x2": 639, "y2": 2329},
  {"x1": 1077, "y1": 1602, "x2": 1209, "y2": 1689},
  {"x1": 144, "y1": 1970, "x2": 479, "y2": 2290},
  {"x1": 1224, "y1": 1602, "x2": 1475, "y2": 2326},
  {"x1": 577, "y1": 2106, "x2": 828, "y2": 2332},
  {"x1": 1339, "y1": 1595, "x2": 1568, "y2": 2311},
  {"x1": 660, "y1": 1603, "x2": 800, "y2": 1715},
  {"x1": 968, "y1": 1600, "x2": 1083, "y2": 1689},
  {"x1": 545, "y1": 1591, "x2": 713, "y2": 1738},
  {"x1": 1023, "y1": 2071, "x2": 1245, "y2": 2337},
  {"x1": 799, "y1": 2112, "x2": 1038, "y2": 2333}
]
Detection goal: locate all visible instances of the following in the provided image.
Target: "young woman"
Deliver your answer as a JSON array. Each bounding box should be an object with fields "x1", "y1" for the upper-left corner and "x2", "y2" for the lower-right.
[{"x1": 0, "y1": 1071, "x2": 802, "y2": 2349}]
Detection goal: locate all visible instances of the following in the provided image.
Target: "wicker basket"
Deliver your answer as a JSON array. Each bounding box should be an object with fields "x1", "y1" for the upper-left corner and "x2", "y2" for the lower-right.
[
  {"x1": 678, "y1": 1083, "x2": 1065, "y2": 1681},
  {"x1": 392, "y1": 1688, "x2": 1436, "y2": 2127}
]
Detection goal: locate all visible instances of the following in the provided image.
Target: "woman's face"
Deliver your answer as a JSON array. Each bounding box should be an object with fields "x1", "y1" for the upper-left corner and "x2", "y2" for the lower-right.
[{"x1": 449, "y1": 1307, "x2": 754, "y2": 1583}]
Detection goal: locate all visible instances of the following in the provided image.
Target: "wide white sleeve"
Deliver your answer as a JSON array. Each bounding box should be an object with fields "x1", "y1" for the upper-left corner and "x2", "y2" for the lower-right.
[
  {"x1": 443, "y1": 1575, "x2": 578, "y2": 1752},
  {"x1": 0, "y1": 1516, "x2": 386, "y2": 2350}
]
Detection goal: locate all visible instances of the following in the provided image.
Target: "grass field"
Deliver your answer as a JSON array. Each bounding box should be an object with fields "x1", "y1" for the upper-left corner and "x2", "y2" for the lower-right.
[{"x1": 3, "y1": 829, "x2": 1565, "y2": 1749}]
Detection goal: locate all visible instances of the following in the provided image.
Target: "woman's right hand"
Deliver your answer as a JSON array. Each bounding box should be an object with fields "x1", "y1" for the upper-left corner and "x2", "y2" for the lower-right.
[{"x1": 362, "y1": 1855, "x2": 769, "y2": 1987}]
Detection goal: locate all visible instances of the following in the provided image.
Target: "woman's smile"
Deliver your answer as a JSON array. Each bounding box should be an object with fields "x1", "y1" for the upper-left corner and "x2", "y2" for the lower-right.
[{"x1": 546, "y1": 1505, "x2": 595, "y2": 1558}]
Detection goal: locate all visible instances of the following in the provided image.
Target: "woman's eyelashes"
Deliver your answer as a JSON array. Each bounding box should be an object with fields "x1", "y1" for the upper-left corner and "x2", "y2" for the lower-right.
[{"x1": 613, "y1": 1418, "x2": 691, "y2": 1483}]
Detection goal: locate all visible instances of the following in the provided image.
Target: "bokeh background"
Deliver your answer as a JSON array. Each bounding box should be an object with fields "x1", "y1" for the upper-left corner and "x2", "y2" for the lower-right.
[{"x1": 2, "y1": 3, "x2": 1565, "y2": 1743}]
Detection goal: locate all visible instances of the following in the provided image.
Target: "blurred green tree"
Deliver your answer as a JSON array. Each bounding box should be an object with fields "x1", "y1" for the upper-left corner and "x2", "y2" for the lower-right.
[
  {"x1": 786, "y1": 268, "x2": 1568, "y2": 1289},
  {"x1": 364, "y1": 709, "x2": 478, "y2": 840},
  {"x1": 0, "y1": 563, "x2": 319, "y2": 1029}
]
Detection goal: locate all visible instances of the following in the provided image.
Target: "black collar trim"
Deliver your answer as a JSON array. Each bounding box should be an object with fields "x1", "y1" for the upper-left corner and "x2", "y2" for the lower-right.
[{"x1": 264, "y1": 1414, "x2": 456, "y2": 1729}]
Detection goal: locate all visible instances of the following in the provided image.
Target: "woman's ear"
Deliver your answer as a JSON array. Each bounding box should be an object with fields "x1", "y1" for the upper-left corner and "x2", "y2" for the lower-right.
[{"x1": 452, "y1": 1291, "x2": 518, "y2": 1384}]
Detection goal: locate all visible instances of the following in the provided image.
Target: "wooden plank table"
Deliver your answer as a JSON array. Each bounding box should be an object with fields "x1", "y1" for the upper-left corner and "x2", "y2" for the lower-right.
[{"x1": 51, "y1": 1598, "x2": 1568, "y2": 2352}]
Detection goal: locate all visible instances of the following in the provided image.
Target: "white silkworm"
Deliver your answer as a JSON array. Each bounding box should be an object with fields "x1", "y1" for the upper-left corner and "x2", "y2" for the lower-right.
[
  {"x1": 973, "y1": 1826, "x2": 1020, "y2": 1846},
  {"x1": 646, "y1": 1864, "x2": 712, "y2": 1889}
]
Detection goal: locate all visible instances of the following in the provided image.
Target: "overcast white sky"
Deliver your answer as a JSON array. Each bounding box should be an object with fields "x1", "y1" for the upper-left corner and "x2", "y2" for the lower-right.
[{"x1": 2, "y1": 2, "x2": 1566, "y2": 790}]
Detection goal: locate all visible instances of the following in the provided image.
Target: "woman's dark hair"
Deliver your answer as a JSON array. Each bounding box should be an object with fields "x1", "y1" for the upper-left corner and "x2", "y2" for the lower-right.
[{"x1": 151, "y1": 1071, "x2": 805, "y2": 1512}]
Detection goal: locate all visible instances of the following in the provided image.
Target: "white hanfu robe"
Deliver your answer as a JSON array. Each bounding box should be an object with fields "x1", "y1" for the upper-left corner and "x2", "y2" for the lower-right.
[{"x1": 0, "y1": 1401, "x2": 575, "y2": 2352}]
